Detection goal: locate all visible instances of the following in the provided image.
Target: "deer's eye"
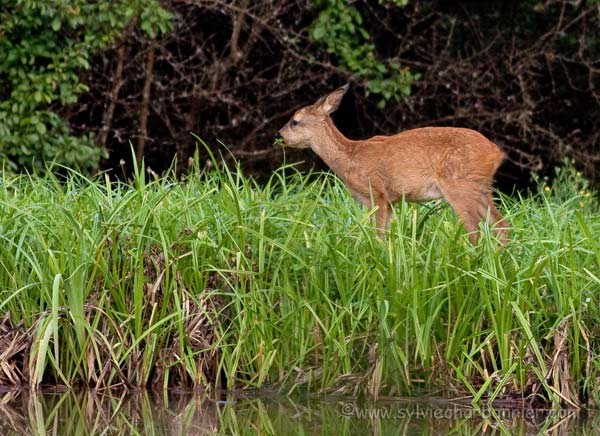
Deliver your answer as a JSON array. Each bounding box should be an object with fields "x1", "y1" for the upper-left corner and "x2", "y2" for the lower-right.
[{"x1": 291, "y1": 119, "x2": 299, "y2": 126}]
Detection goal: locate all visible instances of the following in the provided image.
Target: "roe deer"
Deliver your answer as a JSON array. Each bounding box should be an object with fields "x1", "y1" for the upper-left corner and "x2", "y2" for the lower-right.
[{"x1": 277, "y1": 84, "x2": 509, "y2": 244}]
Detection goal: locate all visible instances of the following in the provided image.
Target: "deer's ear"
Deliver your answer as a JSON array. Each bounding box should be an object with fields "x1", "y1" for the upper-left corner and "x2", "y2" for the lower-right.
[{"x1": 314, "y1": 83, "x2": 349, "y2": 115}]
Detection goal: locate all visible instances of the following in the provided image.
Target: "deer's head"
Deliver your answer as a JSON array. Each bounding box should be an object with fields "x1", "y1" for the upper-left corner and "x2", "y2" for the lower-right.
[{"x1": 277, "y1": 84, "x2": 349, "y2": 149}]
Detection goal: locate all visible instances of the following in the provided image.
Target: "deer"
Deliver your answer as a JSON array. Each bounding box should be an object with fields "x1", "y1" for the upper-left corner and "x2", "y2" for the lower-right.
[{"x1": 277, "y1": 84, "x2": 509, "y2": 245}]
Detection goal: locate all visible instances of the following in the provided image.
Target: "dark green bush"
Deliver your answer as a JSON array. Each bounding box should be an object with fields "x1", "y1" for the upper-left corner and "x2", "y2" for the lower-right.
[
  {"x1": 311, "y1": 0, "x2": 418, "y2": 107},
  {"x1": 0, "y1": 0, "x2": 171, "y2": 172}
]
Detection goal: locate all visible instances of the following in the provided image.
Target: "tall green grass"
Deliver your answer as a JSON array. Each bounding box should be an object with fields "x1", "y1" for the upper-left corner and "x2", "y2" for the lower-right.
[{"x1": 0, "y1": 159, "x2": 598, "y2": 407}]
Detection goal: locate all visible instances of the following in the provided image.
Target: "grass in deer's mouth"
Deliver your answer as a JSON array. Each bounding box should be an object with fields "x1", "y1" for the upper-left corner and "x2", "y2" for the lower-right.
[{"x1": 0, "y1": 159, "x2": 598, "y2": 407}]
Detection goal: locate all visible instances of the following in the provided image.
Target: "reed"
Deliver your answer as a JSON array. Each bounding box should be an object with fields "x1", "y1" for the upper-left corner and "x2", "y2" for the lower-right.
[{"x1": 0, "y1": 158, "x2": 598, "y2": 407}]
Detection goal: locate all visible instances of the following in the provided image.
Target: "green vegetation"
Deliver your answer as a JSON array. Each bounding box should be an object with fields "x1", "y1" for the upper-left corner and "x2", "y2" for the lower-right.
[
  {"x1": 0, "y1": 157, "x2": 598, "y2": 407},
  {"x1": 0, "y1": 0, "x2": 171, "y2": 172},
  {"x1": 311, "y1": 0, "x2": 418, "y2": 107}
]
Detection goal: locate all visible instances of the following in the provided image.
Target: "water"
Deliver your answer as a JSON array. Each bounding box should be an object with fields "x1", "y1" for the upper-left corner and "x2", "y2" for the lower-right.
[{"x1": 0, "y1": 389, "x2": 595, "y2": 435}]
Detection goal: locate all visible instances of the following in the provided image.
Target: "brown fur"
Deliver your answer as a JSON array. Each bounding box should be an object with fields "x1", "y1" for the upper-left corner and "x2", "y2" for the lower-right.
[{"x1": 278, "y1": 85, "x2": 509, "y2": 244}]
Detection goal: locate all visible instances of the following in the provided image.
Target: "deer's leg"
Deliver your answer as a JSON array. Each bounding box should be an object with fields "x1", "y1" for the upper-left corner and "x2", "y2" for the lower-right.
[
  {"x1": 438, "y1": 181, "x2": 483, "y2": 244},
  {"x1": 374, "y1": 195, "x2": 391, "y2": 236},
  {"x1": 479, "y1": 191, "x2": 509, "y2": 244},
  {"x1": 351, "y1": 187, "x2": 390, "y2": 236}
]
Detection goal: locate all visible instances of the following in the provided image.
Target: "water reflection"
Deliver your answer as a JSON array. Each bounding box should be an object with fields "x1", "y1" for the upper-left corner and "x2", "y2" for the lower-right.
[{"x1": 0, "y1": 389, "x2": 595, "y2": 435}]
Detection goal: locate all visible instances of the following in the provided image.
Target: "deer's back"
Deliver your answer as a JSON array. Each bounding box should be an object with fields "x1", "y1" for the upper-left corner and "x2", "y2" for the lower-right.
[
  {"x1": 349, "y1": 127, "x2": 505, "y2": 201},
  {"x1": 361, "y1": 127, "x2": 503, "y2": 173}
]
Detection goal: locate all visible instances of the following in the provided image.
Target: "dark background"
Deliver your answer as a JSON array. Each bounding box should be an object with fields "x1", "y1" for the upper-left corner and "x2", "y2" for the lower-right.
[{"x1": 29, "y1": 1, "x2": 600, "y2": 189}]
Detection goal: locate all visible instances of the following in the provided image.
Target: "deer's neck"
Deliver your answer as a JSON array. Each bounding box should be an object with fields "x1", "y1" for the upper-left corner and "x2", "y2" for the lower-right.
[{"x1": 310, "y1": 118, "x2": 355, "y2": 177}]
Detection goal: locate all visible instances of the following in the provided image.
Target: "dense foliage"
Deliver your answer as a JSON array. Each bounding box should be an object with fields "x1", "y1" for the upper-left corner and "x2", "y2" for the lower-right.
[
  {"x1": 0, "y1": 161, "x2": 598, "y2": 407},
  {"x1": 311, "y1": 0, "x2": 417, "y2": 107},
  {"x1": 0, "y1": 0, "x2": 598, "y2": 187},
  {"x1": 0, "y1": 0, "x2": 171, "y2": 171}
]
